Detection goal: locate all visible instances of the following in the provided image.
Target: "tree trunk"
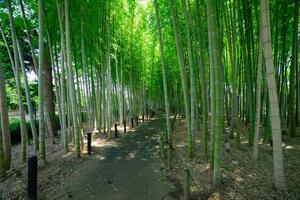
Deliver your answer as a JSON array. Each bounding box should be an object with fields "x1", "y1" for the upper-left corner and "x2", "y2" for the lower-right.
[
  {"x1": 65, "y1": 0, "x2": 80, "y2": 158},
  {"x1": 44, "y1": 53, "x2": 57, "y2": 141},
  {"x1": 47, "y1": 25, "x2": 62, "y2": 139},
  {"x1": 182, "y1": 0, "x2": 196, "y2": 158},
  {"x1": 229, "y1": 0, "x2": 238, "y2": 135},
  {"x1": 168, "y1": 0, "x2": 192, "y2": 158},
  {"x1": 206, "y1": 0, "x2": 224, "y2": 185},
  {"x1": 154, "y1": 0, "x2": 172, "y2": 168},
  {"x1": 18, "y1": 0, "x2": 38, "y2": 74},
  {"x1": 253, "y1": 30, "x2": 263, "y2": 160},
  {"x1": 0, "y1": 66, "x2": 11, "y2": 171},
  {"x1": 114, "y1": 48, "x2": 123, "y2": 125},
  {"x1": 288, "y1": 0, "x2": 298, "y2": 136},
  {"x1": 195, "y1": 0, "x2": 209, "y2": 157},
  {"x1": 16, "y1": 39, "x2": 39, "y2": 151},
  {"x1": 57, "y1": 0, "x2": 68, "y2": 152},
  {"x1": 38, "y1": 0, "x2": 46, "y2": 162},
  {"x1": 6, "y1": 0, "x2": 27, "y2": 162},
  {"x1": 0, "y1": 119, "x2": 5, "y2": 177},
  {"x1": 260, "y1": 0, "x2": 285, "y2": 190},
  {"x1": 0, "y1": 23, "x2": 15, "y2": 76},
  {"x1": 107, "y1": 3, "x2": 112, "y2": 139}
]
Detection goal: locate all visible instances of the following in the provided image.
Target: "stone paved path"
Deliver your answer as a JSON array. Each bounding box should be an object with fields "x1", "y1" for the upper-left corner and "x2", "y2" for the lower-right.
[{"x1": 50, "y1": 118, "x2": 174, "y2": 200}]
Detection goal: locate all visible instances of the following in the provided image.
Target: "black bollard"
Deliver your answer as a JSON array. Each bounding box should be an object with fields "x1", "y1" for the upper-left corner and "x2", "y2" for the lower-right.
[
  {"x1": 142, "y1": 114, "x2": 144, "y2": 122},
  {"x1": 114, "y1": 123, "x2": 118, "y2": 138},
  {"x1": 136, "y1": 117, "x2": 138, "y2": 126},
  {"x1": 131, "y1": 118, "x2": 134, "y2": 128},
  {"x1": 87, "y1": 132, "x2": 92, "y2": 154},
  {"x1": 123, "y1": 120, "x2": 126, "y2": 133},
  {"x1": 27, "y1": 155, "x2": 37, "y2": 200}
]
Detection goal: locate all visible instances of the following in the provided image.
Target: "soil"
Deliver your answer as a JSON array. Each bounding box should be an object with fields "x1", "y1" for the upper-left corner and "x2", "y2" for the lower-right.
[
  {"x1": 0, "y1": 125, "x2": 116, "y2": 200},
  {"x1": 1, "y1": 117, "x2": 299, "y2": 200},
  {"x1": 0, "y1": 121, "x2": 150, "y2": 200},
  {"x1": 160, "y1": 118, "x2": 300, "y2": 200},
  {"x1": 47, "y1": 118, "x2": 172, "y2": 200}
]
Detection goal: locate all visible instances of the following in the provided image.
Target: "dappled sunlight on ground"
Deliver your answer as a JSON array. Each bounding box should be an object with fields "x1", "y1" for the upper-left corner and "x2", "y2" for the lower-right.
[
  {"x1": 95, "y1": 155, "x2": 106, "y2": 160},
  {"x1": 126, "y1": 151, "x2": 137, "y2": 160},
  {"x1": 92, "y1": 139, "x2": 118, "y2": 148},
  {"x1": 175, "y1": 144, "x2": 185, "y2": 148},
  {"x1": 285, "y1": 145, "x2": 295, "y2": 150},
  {"x1": 62, "y1": 151, "x2": 75, "y2": 158},
  {"x1": 0, "y1": 117, "x2": 156, "y2": 199},
  {"x1": 282, "y1": 142, "x2": 297, "y2": 150},
  {"x1": 159, "y1": 118, "x2": 299, "y2": 200},
  {"x1": 45, "y1": 117, "x2": 173, "y2": 200}
]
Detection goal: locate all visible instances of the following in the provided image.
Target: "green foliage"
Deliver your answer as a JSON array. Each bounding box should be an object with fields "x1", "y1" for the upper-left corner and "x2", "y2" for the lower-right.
[
  {"x1": 0, "y1": 0, "x2": 297, "y2": 188},
  {"x1": 8, "y1": 118, "x2": 30, "y2": 145},
  {"x1": 7, "y1": 114, "x2": 60, "y2": 145},
  {"x1": 4, "y1": 78, "x2": 38, "y2": 110}
]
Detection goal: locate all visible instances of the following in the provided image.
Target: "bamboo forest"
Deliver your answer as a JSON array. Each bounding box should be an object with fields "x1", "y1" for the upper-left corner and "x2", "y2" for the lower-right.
[{"x1": 0, "y1": 0, "x2": 299, "y2": 199}]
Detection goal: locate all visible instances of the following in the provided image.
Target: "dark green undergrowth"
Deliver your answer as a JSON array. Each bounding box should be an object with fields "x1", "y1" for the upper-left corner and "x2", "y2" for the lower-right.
[
  {"x1": 0, "y1": 111, "x2": 87, "y2": 145},
  {"x1": 8, "y1": 115, "x2": 60, "y2": 145}
]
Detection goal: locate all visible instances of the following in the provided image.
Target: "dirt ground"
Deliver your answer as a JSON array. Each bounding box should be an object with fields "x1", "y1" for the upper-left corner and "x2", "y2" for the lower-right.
[
  {"x1": 0, "y1": 126, "x2": 123, "y2": 200},
  {"x1": 1, "y1": 118, "x2": 299, "y2": 200},
  {"x1": 0, "y1": 136, "x2": 84, "y2": 200},
  {"x1": 160, "y1": 119, "x2": 300, "y2": 200}
]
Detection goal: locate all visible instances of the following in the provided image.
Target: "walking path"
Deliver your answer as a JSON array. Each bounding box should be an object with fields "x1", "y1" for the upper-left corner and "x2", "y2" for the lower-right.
[{"x1": 50, "y1": 118, "x2": 174, "y2": 200}]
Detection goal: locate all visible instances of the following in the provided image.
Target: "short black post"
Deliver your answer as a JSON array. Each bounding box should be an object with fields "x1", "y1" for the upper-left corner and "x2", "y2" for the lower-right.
[
  {"x1": 136, "y1": 117, "x2": 138, "y2": 126},
  {"x1": 114, "y1": 123, "x2": 118, "y2": 138},
  {"x1": 87, "y1": 132, "x2": 92, "y2": 154},
  {"x1": 142, "y1": 114, "x2": 144, "y2": 122},
  {"x1": 27, "y1": 155, "x2": 37, "y2": 200},
  {"x1": 131, "y1": 118, "x2": 134, "y2": 128},
  {"x1": 123, "y1": 120, "x2": 126, "y2": 133}
]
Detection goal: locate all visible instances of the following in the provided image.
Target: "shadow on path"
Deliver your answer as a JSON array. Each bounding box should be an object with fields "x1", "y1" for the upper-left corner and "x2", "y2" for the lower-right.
[{"x1": 50, "y1": 118, "x2": 174, "y2": 200}]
